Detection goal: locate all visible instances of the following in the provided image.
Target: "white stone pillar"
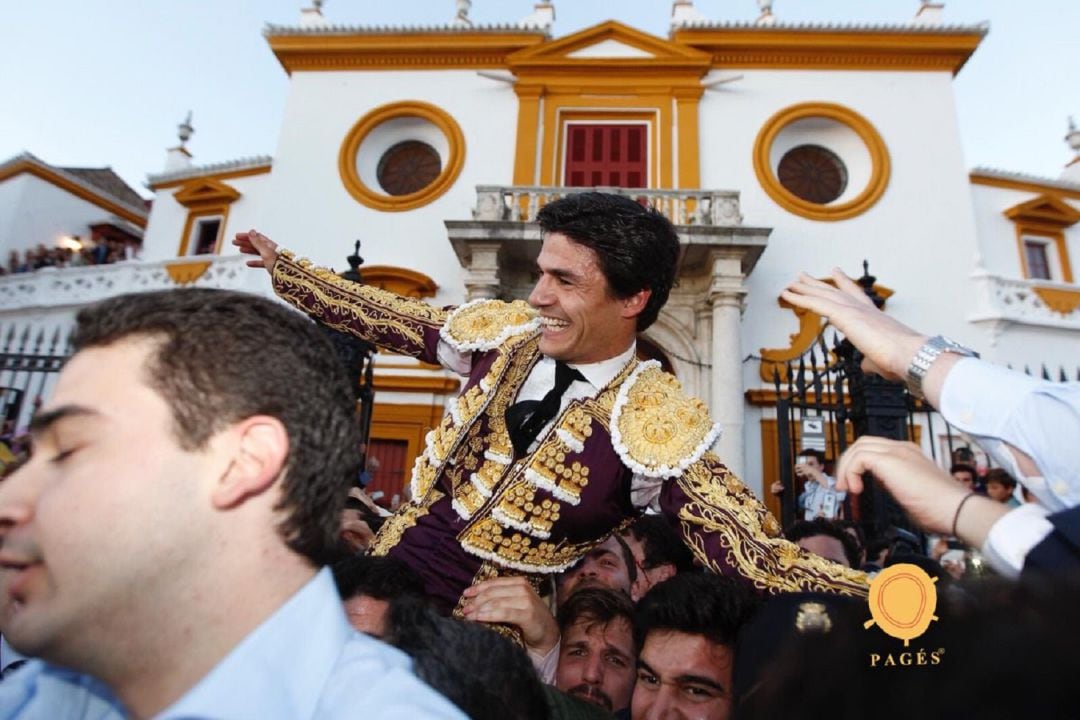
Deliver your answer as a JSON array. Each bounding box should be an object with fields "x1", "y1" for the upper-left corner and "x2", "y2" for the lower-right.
[
  {"x1": 708, "y1": 251, "x2": 747, "y2": 477},
  {"x1": 463, "y1": 243, "x2": 501, "y2": 300}
]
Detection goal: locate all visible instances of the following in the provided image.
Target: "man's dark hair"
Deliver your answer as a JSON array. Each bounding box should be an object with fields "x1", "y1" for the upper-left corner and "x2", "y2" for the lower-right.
[
  {"x1": 385, "y1": 596, "x2": 548, "y2": 720},
  {"x1": 623, "y1": 514, "x2": 695, "y2": 573},
  {"x1": 557, "y1": 587, "x2": 637, "y2": 647},
  {"x1": 332, "y1": 555, "x2": 426, "y2": 601},
  {"x1": 72, "y1": 288, "x2": 360, "y2": 565},
  {"x1": 786, "y1": 518, "x2": 861, "y2": 569},
  {"x1": 797, "y1": 448, "x2": 826, "y2": 463},
  {"x1": 949, "y1": 463, "x2": 977, "y2": 481},
  {"x1": 635, "y1": 573, "x2": 757, "y2": 651},
  {"x1": 984, "y1": 467, "x2": 1017, "y2": 489},
  {"x1": 535, "y1": 192, "x2": 681, "y2": 331}
]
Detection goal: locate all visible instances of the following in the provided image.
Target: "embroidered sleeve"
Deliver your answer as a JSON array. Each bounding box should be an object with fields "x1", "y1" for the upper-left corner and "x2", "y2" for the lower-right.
[
  {"x1": 271, "y1": 250, "x2": 448, "y2": 361},
  {"x1": 660, "y1": 452, "x2": 869, "y2": 597}
]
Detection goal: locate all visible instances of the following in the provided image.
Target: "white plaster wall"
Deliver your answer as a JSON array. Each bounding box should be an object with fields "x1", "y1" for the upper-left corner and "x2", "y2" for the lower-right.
[
  {"x1": 258, "y1": 70, "x2": 521, "y2": 307},
  {"x1": 698, "y1": 70, "x2": 989, "y2": 465},
  {"x1": 970, "y1": 185, "x2": 1028, "y2": 278},
  {"x1": 0, "y1": 174, "x2": 126, "y2": 259}
]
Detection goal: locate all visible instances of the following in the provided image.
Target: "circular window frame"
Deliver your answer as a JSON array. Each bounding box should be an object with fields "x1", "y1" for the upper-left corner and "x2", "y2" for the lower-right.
[
  {"x1": 338, "y1": 101, "x2": 465, "y2": 212},
  {"x1": 753, "y1": 102, "x2": 890, "y2": 222}
]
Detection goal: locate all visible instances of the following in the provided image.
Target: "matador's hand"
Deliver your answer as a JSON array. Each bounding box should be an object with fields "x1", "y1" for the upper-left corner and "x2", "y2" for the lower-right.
[{"x1": 233, "y1": 229, "x2": 280, "y2": 272}]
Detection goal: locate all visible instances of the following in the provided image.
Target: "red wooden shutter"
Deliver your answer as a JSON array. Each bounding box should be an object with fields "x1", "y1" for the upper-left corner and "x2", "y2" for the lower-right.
[{"x1": 564, "y1": 124, "x2": 647, "y2": 188}]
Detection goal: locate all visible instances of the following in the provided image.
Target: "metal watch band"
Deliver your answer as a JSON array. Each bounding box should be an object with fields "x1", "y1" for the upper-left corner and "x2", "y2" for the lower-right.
[{"x1": 905, "y1": 335, "x2": 979, "y2": 399}]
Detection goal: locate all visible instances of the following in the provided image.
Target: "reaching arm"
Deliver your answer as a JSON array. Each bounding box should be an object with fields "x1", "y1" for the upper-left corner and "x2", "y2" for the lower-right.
[
  {"x1": 659, "y1": 453, "x2": 868, "y2": 596},
  {"x1": 234, "y1": 230, "x2": 449, "y2": 362}
]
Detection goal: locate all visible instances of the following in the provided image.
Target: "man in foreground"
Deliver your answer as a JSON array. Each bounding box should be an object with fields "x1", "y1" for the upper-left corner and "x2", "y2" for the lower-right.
[{"x1": 0, "y1": 289, "x2": 462, "y2": 718}]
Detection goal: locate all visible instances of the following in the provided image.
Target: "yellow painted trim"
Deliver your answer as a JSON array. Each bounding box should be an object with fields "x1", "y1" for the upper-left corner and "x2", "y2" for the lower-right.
[
  {"x1": 512, "y1": 85, "x2": 544, "y2": 186},
  {"x1": 178, "y1": 206, "x2": 230, "y2": 257},
  {"x1": 970, "y1": 172, "x2": 1080, "y2": 201},
  {"x1": 358, "y1": 265, "x2": 438, "y2": 298},
  {"x1": 1006, "y1": 195, "x2": 1078, "y2": 284},
  {"x1": 673, "y1": 27, "x2": 983, "y2": 75},
  {"x1": 149, "y1": 163, "x2": 271, "y2": 191},
  {"x1": 1032, "y1": 287, "x2": 1080, "y2": 314},
  {"x1": 165, "y1": 260, "x2": 212, "y2": 285},
  {"x1": 0, "y1": 161, "x2": 147, "y2": 228},
  {"x1": 760, "y1": 278, "x2": 893, "y2": 382},
  {"x1": 373, "y1": 374, "x2": 461, "y2": 394},
  {"x1": 1014, "y1": 227, "x2": 1073, "y2": 284},
  {"x1": 509, "y1": 20, "x2": 713, "y2": 68},
  {"x1": 376, "y1": 360, "x2": 444, "y2": 371},
  {"x1": 173, "y1": 179, "x2": 241, "y2": 208},
  {"x1": 753, "y1": 102, "x2": 891, "y2": 222},
  {"x1": 267, "y1": 31, "x2": 545, "y2": 74},
  {"x1": 338, "y1": 100, "x2": 465, "y2": 212}
]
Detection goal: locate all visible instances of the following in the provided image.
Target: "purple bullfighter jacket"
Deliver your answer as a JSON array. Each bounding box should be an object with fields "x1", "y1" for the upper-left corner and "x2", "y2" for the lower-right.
[{"x1": 272, "y1": 251, "x2": 868, "y2": 616}]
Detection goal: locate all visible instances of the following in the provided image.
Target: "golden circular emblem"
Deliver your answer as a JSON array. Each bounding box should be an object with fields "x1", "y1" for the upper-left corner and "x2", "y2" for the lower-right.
[{"x1": 863, "y1": 563, "x2": 939, "y2": 647}]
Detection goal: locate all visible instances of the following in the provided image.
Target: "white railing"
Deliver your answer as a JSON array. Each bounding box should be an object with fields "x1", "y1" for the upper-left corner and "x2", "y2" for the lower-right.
[
  {"x1": 0, "y1": 255, "x2": 263, "y2": 312},
  {"x1": 969, "y1": 272, "x2": 1080, "y2": 331},
  {"x1": 472, "y1": 185, "x2": 744, "y2": 226}
]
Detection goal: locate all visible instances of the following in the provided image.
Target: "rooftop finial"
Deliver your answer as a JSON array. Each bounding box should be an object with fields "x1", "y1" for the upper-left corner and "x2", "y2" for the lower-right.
[
  {"x1": 755, "y1": 0, "x2": 776, "y2": 27},
  {"x1": 1067, "y1": 116, "x2": 1080, "y2": 153},
  {"x1": 177, "y1": 111, "x2": 194, "y2": 148},
  {"x1": 453, "y1": 0, "x2": 473, "y2": 28},
  {"x1": 300, "y1": 0, "x2": 328, "y2": 27},
  {"x1": 520, "y1": 2, "x2": 554, "y2": 31},
  {"x1": 671, "y1": 0, "x2": 707, "y2": 28},
  {"x1": 914, "y1": 1, "x2": 944, "y2": 25}
]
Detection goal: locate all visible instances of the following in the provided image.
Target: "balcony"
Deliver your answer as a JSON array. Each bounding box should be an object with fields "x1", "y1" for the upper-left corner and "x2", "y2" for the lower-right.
[
  {"x1": 968, "y1": 272, "x2": 1080, "y2": 331},
  {"x1": 0, "y1": 255, "x2": 263, "y2": 314},
  {"x1": 447, "y1": 185, "x2": 769, "y2": 300}
]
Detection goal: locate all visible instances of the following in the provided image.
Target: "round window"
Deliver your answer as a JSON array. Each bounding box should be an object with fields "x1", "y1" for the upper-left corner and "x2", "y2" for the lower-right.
[
  {"x1": 777, "y1": 145, "x2": 848, "y2": 204},
  {"x1": 377, "y1": 141, "x2": 442, "y2": 197}
]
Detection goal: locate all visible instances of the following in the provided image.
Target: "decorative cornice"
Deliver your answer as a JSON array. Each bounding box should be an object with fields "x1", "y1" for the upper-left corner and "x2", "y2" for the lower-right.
[
  {"x1": 970, "y1": 168, "x2": 1080, "y2": 201},
  {"x1": 0, "y1": 153, "x2": 148, "y2": 228},
  {"x1": 147, "y1": 156, "x2": 273, "y2": 190},
  {"x1": 265, "y1": 23, "x2": 550, "y2": 36},
  {"x1": 672, "y1": 20, "x2": 989, "y2": 34},
  {"x1": 265, "y1": 29, "x2": 546, "y2": 74},
  {"x1": 672, "y1": 25, "x2": 985, "y2": 75}
]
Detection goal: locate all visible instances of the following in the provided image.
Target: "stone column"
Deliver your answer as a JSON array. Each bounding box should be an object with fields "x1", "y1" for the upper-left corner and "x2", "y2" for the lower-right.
[
  {"x1": 462, "y1": 243, "x2": 501, "y2": 300},
  {"x1": 708, "y1": 250, "x2": 748, "y2": 477}
]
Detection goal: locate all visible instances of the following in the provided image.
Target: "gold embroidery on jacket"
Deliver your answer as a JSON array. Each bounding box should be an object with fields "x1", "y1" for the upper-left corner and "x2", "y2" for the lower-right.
[
  {"x1": 272, "y1": 251, "x2": 446, "y2": 348},
  {"x1": 675, "y1": 453, "x2": 868, "y2": 596},
  {"x1": 369, "y1": 489, "x2": 444, "y2": 556}
]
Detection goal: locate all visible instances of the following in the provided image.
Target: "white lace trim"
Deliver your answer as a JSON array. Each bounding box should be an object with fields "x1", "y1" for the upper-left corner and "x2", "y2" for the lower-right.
[{"x1": 439, "y1": 298, "x2": 541, "y2": 352}]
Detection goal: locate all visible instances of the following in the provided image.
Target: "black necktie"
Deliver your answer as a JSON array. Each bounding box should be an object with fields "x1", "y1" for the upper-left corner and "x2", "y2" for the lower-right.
[{"x1": 506, "y1": 361, "x2": 585, "y2": 457}]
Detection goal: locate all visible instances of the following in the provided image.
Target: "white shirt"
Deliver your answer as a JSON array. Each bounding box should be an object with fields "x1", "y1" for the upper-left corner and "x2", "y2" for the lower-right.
[{"x1": 940, "y1": 358, "x2": 1080, "y2": 577}]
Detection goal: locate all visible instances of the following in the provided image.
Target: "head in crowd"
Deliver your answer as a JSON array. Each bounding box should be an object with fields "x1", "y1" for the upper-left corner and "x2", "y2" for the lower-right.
[
  {"x1": 950, "y1": 463, "x2": 977, "y2": 491},
  {"x1": 336, "y1": 493, "x2": 384, "y2": 558},
  {"x1": 557, "y1": 533, "x2": 637, "y2": 600},
  {"x1": 863, "y1": 537, "x2": 891, "y2": 571},
  {"x1": 620, "y1": 514, "x2": 695, "y2": 600},
  {"x1": 0, "y1": 289, "x2": 358, "y2": 704},
  {"x1": 632, "y1": 574, "x2": 757, "y2": 720},
  {"x1": 555, "y1": 587, "x2": 638, "y2": 715},
  {"x1": 951, "y1": 445, "x2": 976, "y2": 468},
  {"x1": 332, "y1": 555, "x2": 425, "y2": 637},
  {"x1": 835, "y1": 519, "x2": 867, "y2": 568},
  {"x1": 786, "y1": 519, "x2": 860, "y2": 568},
  {"x1": 983, "y1": 468, "x2": 1017, "y2": 503},
  {"x1": 796, "y1": 448, "x2": 826, "y2": 473},
  {"x1": 384, "y1": 596, "x2": 548, "y2": 720},
  {"x1": 532, "y1": 192, "x2": 681, "y2": 363}
]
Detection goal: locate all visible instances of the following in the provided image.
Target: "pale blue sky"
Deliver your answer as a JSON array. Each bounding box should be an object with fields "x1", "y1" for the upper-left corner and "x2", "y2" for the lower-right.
[{"x1": 2, "y1": 1, "x2": 1076, "y2": 197}]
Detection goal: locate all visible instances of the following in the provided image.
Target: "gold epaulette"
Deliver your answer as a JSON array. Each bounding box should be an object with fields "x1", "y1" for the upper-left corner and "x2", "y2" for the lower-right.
[
  {"x1": 440, "y1": 298, "x2": 539, "y2": 352},
  {"x1": 611, "y1": 361, "x2": 722, "y2": 479}
]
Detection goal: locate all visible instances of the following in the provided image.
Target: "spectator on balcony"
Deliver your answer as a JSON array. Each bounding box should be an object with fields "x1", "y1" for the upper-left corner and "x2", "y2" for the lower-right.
[
  {"x1": 0, "y1": 288, "x2": 464, "y2": 719},
  {"x1": 235, "y1": 192, "x2": 866, "y2": 630},
  {"x1": 783, "y1": 268, "x2": 1080, "y2": 578}
]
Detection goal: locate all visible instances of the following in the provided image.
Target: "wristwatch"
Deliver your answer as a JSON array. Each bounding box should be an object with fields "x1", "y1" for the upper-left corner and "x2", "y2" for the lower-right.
[{"x1": 905, "y1": 335, "x2": 979, "y2": 400}]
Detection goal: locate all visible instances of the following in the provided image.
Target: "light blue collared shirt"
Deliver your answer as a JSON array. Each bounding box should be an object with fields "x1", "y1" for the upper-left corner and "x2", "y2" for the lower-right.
[{"x1": 0, "y1": 568, "x2": 466, "y2": 719}]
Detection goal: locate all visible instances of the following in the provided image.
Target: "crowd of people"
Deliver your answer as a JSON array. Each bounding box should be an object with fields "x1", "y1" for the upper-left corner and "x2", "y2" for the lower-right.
[
  {"x1": 1, "y1": 239, "x2": 137, "y2": 275},
  {"x1": 0, "y1": 191, "x2": 1075, "y2": 718}
]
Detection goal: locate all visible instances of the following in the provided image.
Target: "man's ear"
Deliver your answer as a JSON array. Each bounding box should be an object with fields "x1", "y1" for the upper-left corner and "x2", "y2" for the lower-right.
[
  {"x1": 620, "y1": 288, "x2": 651, "y2": 320},
  {"x1": 211, "y1": 416, "x2": 290, "y2": 510}
]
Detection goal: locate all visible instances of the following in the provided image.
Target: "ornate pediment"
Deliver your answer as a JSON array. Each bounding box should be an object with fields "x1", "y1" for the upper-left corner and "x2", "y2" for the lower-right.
[{"x1": 173, "y1": 179, "x2": 241, "y2": 209}]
